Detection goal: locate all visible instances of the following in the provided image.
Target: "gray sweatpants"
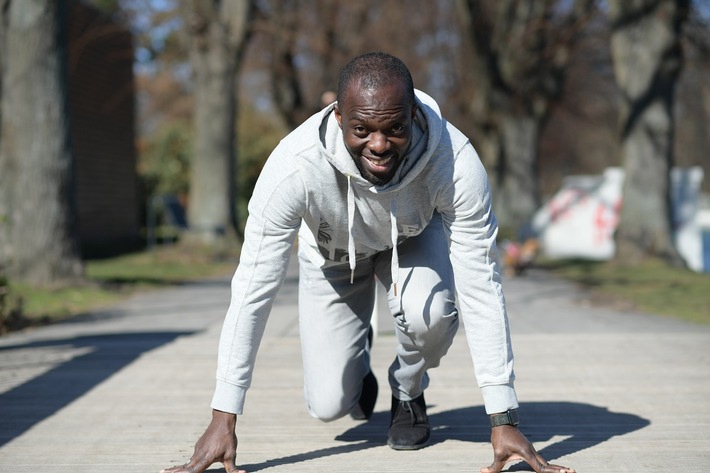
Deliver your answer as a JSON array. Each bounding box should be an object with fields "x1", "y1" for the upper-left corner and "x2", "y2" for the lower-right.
[{"x1": 298, "y1": 213, "x2": 460, "y2": 422}]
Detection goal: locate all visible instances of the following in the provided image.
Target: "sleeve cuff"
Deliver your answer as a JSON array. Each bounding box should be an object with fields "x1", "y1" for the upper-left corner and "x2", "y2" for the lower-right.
[
  {"x1": 211, "y1": 379, "x2": 247, "y2": 415},
  {"x1": 480, "y1": 383, "x2": 519, "y2": 414}
]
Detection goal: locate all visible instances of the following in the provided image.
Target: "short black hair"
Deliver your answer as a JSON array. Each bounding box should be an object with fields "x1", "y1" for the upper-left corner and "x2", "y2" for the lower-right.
[{"x1": 336, "y1": 52, "x2": 415, "y2": 108}]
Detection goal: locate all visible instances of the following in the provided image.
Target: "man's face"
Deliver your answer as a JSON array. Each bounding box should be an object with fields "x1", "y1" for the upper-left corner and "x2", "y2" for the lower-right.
[{"x1": 334, "y1": 81, "x2": 417, "y2": 185}]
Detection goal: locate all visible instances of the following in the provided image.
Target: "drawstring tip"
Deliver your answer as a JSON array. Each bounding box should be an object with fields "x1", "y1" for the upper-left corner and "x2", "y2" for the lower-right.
[
  {"x1": 350, "y1": 270, "x2": 354, "y2": 284},
  {"x1": 393, "y1": 282, "x2": 398, "y2": 297}
]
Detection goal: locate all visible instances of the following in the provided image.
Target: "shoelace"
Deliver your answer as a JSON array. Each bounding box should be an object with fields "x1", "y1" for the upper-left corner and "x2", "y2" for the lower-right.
[
  {"x1": 402, "y1": 401, "x2": 416, "y2": 425},
  {"x1": 398, "y1": 400, "x2": 424, "y2": 425}
]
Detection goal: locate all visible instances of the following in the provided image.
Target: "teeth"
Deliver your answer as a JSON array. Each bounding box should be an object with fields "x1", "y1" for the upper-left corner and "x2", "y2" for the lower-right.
[{"x1": 368, "y1": 156, "x2": 391, "y2": 165}]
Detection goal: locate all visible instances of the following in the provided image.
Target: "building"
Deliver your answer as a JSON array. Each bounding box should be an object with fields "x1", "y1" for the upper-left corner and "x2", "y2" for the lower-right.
[{"x1": 68, "y1": 1, "x2": 140, "y2": 254}]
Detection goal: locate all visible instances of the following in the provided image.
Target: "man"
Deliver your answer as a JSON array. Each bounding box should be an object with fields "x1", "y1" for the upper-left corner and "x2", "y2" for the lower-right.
[{"x1": 162, "y1": 52, "x2": 574, "y2": 473}]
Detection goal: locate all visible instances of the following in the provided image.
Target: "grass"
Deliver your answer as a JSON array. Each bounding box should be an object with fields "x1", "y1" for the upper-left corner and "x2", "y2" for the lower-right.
[
  {"x1": 7, "y1": 243, "x2": 237, "y2": 327},
  {"x1": 4, "y1": 244, "x2": 709, "y2": 332},
  {"x1": 538, "y1": 258, "x2": 710, "y2": 325}
]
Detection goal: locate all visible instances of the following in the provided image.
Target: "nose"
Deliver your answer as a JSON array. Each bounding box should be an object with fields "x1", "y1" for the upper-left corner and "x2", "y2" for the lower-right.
[{"x1": 368, "y1": 131, "x2": 389, "y2": 155}]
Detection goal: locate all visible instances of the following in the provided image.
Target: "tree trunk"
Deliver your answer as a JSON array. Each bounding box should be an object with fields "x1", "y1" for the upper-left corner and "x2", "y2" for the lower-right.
[
  {"x1": 608, "y1": 0, "x2": 688, "y2": 266},
  {"x1": 267, "y1": 0, "x2": 307, "y2": 131},
  {"x1": 498, "y1": 114, "x2": 541, "y2": 235},
  {"x1": 457, "y1": 0, "x2": 595, "y2": 235},
  {"x1": 183, "y1": 0, "x2": 251, "y2": 245},
  {"x1": 0, "y1": 0, "x2": 83, "y2": 285},
  {"x1": 261, "y1": 0, "x2": 371, "y2": 131}
]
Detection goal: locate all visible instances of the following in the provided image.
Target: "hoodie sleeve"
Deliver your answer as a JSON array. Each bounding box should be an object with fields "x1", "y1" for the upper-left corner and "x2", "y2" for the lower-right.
[
  {"x1": 211, "y1": 152, "x2": 306, "y2": 415},
  {"x1": 438, "y1": 142, "x2": 519, "y2": 415}
]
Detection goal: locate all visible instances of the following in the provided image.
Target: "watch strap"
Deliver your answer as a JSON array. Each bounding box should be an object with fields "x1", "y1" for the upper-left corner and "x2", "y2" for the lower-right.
[{"x1": 489, "y1": 409, "x2": 520, "y2": 428}]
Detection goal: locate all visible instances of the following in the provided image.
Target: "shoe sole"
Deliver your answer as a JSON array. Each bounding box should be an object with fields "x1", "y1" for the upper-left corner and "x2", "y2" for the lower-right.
[{"x1": 387, "y1": 436, "x2": 430, "y2": 451}]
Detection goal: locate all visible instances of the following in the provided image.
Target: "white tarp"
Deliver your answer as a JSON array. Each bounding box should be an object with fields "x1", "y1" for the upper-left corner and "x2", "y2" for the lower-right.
[{"x1": 531, "y1": 166, "x2": 707, "y2": 272}]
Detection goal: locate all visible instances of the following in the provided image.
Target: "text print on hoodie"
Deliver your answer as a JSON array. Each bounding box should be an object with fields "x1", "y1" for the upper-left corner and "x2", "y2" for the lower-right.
[{"x1": 212, "y1": 89, "x2": 517, "y2": 416}]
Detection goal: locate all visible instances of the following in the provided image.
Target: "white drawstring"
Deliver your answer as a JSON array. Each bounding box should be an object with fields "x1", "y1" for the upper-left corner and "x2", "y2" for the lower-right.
[
  {"x1": 347, "y1": 174, "x2": 357, "y2": 284},
  {"x1": 345, "y1": 175, "x2": 400, "y2": 295},
  {"x1": 390, "y1": 195, "x2": 399, "y2": 297}
]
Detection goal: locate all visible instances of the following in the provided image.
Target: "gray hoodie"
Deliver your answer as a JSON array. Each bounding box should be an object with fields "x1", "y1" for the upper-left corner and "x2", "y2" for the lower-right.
[{"x1": 211, "y1": 90, "x2": 517, "y2": 416}]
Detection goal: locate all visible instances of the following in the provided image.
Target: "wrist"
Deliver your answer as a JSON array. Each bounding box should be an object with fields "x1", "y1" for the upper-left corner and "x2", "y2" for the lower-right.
[
  {"x1": 489, "y1": 408, "x2": 519, "y2": 428},
  {"x1": 212, "y1": 409, "x2": 237, "y2": 429}
]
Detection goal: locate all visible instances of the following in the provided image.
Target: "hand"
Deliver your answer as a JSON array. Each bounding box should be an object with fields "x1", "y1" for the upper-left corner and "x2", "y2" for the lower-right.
[
  {"x1": 161, "y1": 409, "x2": 245, "y2": 473},
  {"x1": 481, "y1": 425, "x2": 575, "y2": 473}
]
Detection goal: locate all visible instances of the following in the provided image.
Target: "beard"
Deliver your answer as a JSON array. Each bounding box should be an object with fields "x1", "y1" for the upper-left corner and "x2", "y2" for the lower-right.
[{"x1": 352, "y1": 154, "x2": 399, "y2": 186}]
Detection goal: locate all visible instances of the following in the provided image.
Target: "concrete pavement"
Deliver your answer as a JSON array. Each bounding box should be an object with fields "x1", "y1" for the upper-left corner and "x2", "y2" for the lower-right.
[{"x1": 1, "y1": 256, "x2": 709, "y2": 472}]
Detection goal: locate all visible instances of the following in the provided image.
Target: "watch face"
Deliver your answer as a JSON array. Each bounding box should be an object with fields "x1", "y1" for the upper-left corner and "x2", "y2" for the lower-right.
[{"x1": 508, "y1": 409, "x2": 520, "y2": 425}]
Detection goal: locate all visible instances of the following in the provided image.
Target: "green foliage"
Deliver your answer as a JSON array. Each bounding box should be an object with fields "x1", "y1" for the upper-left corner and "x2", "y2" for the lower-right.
[
  {"x1": 236, "y1": 107, "x2": 288, "y2": 231},
  {"x1": 138, "y1": 119, "x2": 193, "y2": 199},
  {"x1": 0, "y1": 273, "x2": 27, "y2": 334},
  {"x1": 86, "y1": 243, "x2": 235, "y2": 284},
  {"x1": 136, "y1": 105, "x2": 285, "y2": 221},
  {"x1": 539, "y1": 258, "x2": 710, "y2": 325},
  {"x1": 4, "y1": 245, "x2": 235, "y2": 333}
]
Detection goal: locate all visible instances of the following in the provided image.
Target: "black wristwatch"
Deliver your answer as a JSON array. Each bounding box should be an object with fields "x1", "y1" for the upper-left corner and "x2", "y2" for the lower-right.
[{"x1": 489, "y1": 409, "x2": 519, "y2": 428}]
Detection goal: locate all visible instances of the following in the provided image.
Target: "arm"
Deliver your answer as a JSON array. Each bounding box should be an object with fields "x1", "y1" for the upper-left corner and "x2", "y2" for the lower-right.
[
  {"x1": 440, "y1": 144, "x2": 575, "y2": 473},
  {"x1": 161, "y1": 155, "x2": 306, "y2": 473},
  {"x1": 212, "y1": 163, "x2": 304, "y2": 414},
  {"x1": 438, "y1": 143, "x2": 517, "y2": 414}
]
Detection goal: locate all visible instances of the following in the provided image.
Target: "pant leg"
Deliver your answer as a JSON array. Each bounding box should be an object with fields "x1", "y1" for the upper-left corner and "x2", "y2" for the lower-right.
[
  {"x1": 374, "y1": 212, "x2": 459, "y2": 401},
  {"x1": 298, "y1": 248, "x2": 375, "y2": 422}
]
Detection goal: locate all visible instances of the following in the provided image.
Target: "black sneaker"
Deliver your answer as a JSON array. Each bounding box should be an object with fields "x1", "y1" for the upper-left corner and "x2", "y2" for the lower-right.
[
  {"x1": 387, "y1": 394, "x2": 430, "y2": 450},
  {"x1": 351, "y1": 326, "x2": 378, "y2": 420},
  {"x1": 351, "y1": 369, "x2": 378, "y2": 420}
]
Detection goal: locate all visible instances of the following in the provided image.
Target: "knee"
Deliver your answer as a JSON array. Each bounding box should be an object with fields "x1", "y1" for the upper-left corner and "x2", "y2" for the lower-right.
[
  {"x1": 305, "y1": 382, "x2": 358, "y2": 422},
  {"x1": 398, "y1": 289, "x2": 458, "y2": 336},
  {"x1": 306, "y1": 393, "x2": 354, "y2": 422}
]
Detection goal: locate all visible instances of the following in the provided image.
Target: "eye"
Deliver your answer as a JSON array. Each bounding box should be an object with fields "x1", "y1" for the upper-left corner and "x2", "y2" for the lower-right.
[
  {"x1": 352, "y1": 126, "x2": 368, "y2": 136},
  {"x1": 391, "y1": 124, "x2": 405, "y2": 134}
]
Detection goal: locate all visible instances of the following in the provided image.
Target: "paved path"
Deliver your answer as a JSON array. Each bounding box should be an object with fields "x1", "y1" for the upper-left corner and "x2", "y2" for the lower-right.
[{"x1": 1, "y1": 256, "x2": 709, "y2": 472}]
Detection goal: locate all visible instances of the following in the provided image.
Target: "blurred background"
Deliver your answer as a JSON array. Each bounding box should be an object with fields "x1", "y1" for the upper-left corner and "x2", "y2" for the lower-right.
[{"x1": 0, "y1": 0, "x2": 708, "y2": 331}]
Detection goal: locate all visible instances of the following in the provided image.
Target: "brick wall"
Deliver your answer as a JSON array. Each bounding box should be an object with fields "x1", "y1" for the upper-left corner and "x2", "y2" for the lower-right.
[{"x1": 67, "y1": 1, "x2": 140, "y2": 249}]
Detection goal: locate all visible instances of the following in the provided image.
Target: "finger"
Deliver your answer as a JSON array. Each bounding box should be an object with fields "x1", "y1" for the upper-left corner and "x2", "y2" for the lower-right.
[
  {"x1": 160, "y1": 465, "x2": 192, "y2": 473},
  {"x1": 186, "y1": 455, "x2": 215, "y2": 473},
  {"x1": 159, "y1": 465, "x2": 191, "y2": 473},
  {"x1": 528, "y1": 450, "x2": 576, "y2": 473},
  {"x1": 160, "y1": 457, "x2": 210, "y2": 473},
  {"x1": 538, "y1": 463, "x2": 576, "y2": 473},
  {"x1": 223, "y1": 457, "x2": 247, "y2": 473},
  {"x1": 523, "y1": 456, "x2": 576, "y2": 473},
  {"x1": 480, "y1": 454, "x2": 523, "y2": 473}
]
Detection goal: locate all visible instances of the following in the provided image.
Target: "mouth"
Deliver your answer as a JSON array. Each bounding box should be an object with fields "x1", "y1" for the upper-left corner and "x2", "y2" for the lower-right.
[{"x1": 362, "y1": 154, "x2": 394, "y2": 173}]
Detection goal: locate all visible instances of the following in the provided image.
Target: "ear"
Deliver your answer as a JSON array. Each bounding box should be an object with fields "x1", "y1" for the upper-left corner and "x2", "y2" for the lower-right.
[
  {"x1": 411, "y1": 102, "x2": 419, "y2": 119},
  {"x1": 334, "y1": 103, "x2": 343, "y2": 128}
]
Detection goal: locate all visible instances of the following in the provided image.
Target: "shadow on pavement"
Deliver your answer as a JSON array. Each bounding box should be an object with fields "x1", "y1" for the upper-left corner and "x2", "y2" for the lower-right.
[
  {"x1": 0, "y1": 331, "x2": 192, "y2": 447},
  {"x1": 233, "y1": 401, "x2": 649, "y2": 472}
]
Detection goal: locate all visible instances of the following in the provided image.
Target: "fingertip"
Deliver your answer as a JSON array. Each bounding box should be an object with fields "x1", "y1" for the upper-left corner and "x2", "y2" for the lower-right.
[{"x1": 224, "y1": 461, "x2": 246, "y2": 473}]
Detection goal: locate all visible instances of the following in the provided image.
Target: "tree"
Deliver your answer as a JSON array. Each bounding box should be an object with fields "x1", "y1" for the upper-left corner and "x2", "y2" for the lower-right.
[
  {"x1": 608, "y1": 0, "x2": 689, "y2": 266},
  {"x1": 457, "y1": 0, "x2": 596, "y2": 234},
  {"x1": 673, "y1": 2, "x2": 710, "y2": 188},
  {"x1": 181, "y1": 0, "x2": 252, "y2": 244},
  {"x1": 252, "y1": 0, "x2": 371, "y2": 130},
  {"x1": 0, "y1": 0, "x2": 83, "y2": 285}
]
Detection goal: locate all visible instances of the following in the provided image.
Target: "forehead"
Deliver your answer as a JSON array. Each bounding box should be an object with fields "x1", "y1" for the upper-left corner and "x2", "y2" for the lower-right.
[{"x1": 340, "y1": 80, "x2": 411, "y2": 117}]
